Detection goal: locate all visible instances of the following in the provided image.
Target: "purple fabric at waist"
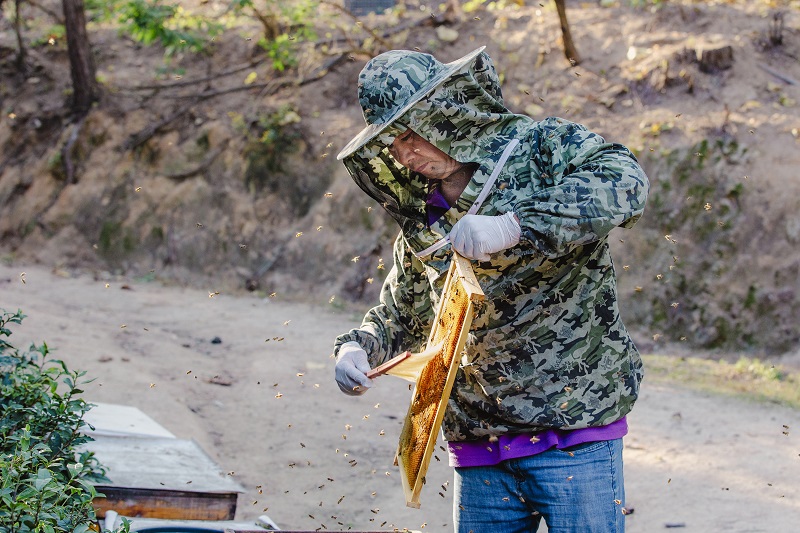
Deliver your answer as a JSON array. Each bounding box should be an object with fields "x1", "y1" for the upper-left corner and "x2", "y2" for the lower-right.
[{"x1": 447, "y1": 417, "x2": 628, "y2": 468}]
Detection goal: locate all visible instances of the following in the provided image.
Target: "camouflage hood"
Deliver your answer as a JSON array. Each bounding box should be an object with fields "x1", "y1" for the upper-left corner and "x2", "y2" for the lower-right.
[{"x1": 339, "y1": 47, "x2": 533, "y2": 255}]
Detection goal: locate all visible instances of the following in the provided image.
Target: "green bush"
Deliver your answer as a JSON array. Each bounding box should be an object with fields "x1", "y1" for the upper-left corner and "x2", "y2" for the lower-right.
[{"x1": 0, "y1": 309, "x2": 118, "y2": 533}]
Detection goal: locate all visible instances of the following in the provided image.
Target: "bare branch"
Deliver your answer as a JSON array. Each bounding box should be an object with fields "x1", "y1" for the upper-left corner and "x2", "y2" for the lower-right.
[
  {"x1": 319, "y1": 0, "x2": 391, "y2": 50},
  {"x1": 120, "y1": 60, "x2": 267, "y2": 92},
  {"x1": 165, "y1": 139, "x2": 230, "y2": 181}
]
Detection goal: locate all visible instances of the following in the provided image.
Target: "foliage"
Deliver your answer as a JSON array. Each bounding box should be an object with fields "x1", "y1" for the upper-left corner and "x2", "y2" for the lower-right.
[
  {"x1": 462, "y1": 0, "x2": 524, "y2": 13},
  {"x1": 231, "y1": 105, "x2": 303, "y2": 193},
  {"x1": 231, "y1": 0, "x2": 318, "y2": 72},
  {"x1": 643, "y1": 354, "x2": 800, "y2": 409},
  {"x1": 0, "y1": 309, "x2": 111, "y2": 533},
  {"x1": 88, "y1": 0, "x2": 223, "y2": 56},
  {"x1": 31, "y1": 24, "x2": 66, "y2": 48}
]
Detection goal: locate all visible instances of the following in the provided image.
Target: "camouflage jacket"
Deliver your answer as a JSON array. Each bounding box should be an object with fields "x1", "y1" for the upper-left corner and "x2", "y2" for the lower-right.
[{"x1": 334, "y1": 49, "x2": 649, "y2": 442}]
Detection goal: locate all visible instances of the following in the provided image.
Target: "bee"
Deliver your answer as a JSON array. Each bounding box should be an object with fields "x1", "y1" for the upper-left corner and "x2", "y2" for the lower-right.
[
  {"x1": 324, "y1": 192, "x2": 333, "y2": 198},
  {"x1": 135, "y1": 186, "x2": 142, "y2": 192},
  {"x1": 704, "y1": 203, "x2": 712, "y2": 211},
  {"x1": 284, "y1": 320, "x2": 291, "y2": 326},
  {"x1": 19, "y1": 272, "x2": 26, "y2": 284},
  {"x1": 196, "y1": 222, "x2": 203, "y2": 228},
  {"x1": 671, "y1": 302, "x2": 680, "y2": 308},
  {"x1": 316, "y1": 226, "x2": 323, "y2": 231},
  {"x1": 352, "y1": 256, "x2": 360, "y2": 262},
  {"x1": 296, "y1": 232, "x2": 303, "y2": 237}
]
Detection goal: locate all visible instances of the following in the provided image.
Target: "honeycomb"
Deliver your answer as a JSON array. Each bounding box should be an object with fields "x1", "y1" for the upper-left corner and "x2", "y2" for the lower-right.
[{"x1": 397, "y1": 268, "x2": 473, "y2": 496}]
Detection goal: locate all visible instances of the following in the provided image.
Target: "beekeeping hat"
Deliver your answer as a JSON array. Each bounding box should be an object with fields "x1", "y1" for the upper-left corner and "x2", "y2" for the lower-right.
[{"x1": 336, "y1": 46, "x2": 487, "y2": 160}]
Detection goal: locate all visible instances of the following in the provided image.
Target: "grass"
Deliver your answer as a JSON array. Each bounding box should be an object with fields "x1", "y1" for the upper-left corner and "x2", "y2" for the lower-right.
[{"x1": 642, "y1": 354, "x2": 800, "y2": 410}]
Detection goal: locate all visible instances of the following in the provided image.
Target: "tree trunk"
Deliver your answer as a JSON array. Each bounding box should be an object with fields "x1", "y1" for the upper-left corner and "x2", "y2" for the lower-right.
[
  {"x1": 14, "y1": 0, "x2": 27, "y2": 72},
  {"x1": 62, "y1": 0, "x2": 98, "y2": 114},
  {"x1": 554, "y1": 0, "x2": 580, "y2": 66}
]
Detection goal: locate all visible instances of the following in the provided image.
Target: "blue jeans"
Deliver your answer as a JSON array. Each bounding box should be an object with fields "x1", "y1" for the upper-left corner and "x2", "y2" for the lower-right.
[{"x1": 453, "y1": 439, "x2": 626, "y2": 533}]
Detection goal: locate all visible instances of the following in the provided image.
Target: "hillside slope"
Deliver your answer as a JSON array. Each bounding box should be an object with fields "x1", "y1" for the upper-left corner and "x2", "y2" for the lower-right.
[{"x1": 1, "y1": 0, "x2": 799, "y2": 355}]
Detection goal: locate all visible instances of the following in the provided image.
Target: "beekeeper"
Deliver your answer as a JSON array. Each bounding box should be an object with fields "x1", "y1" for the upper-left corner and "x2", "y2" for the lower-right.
[{"x1": 331, "y1": 46, "x2": 649, "y2": 533}]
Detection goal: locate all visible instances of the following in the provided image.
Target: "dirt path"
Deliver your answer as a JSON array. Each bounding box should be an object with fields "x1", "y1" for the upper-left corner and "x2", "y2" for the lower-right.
[{"x1": 2, "y1": 264, "x2": 798, "y2": 532}]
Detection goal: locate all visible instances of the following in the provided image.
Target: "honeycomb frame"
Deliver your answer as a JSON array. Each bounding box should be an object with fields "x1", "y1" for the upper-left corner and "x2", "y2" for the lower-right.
[{"x1": 395, "y1": 253, "x2": 484, "y2": 508}]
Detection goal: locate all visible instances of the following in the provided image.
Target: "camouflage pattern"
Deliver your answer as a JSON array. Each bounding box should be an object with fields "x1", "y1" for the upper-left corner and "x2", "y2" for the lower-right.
[{"x1": 334, "y1": 48, "x2": 650, "y2": 442}]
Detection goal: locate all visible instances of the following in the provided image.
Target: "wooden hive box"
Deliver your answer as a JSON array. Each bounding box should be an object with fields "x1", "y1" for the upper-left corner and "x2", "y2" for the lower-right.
[
  {"x1": 81, "y1": 403, "x2": 244, "y2": 521},
  {"x1": 86, "y1": 435, "x2": 244, "y2": 520}
]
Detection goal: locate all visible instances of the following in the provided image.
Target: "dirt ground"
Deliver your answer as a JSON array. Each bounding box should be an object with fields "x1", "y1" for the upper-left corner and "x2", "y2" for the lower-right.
[{"x1": 2, "y1": 262, "x2": 799, "y2": 532}]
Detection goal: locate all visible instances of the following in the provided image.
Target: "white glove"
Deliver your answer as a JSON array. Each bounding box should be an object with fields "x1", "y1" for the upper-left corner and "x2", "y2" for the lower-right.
[
  {"x1": 334, "y1": 341, "x2": 373, "y2": 396},
  {"x1": 449, "y1": 212, "x2": 521, "y2": 261}
]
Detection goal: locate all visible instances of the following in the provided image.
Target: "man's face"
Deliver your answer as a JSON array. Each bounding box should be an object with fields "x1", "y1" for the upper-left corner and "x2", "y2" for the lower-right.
[{"x1": 388, "y1": 129, "x2": 462, "y2": 181}]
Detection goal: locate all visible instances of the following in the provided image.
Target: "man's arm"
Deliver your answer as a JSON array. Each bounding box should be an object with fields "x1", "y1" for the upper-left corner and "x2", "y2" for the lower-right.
[
  {"x1": 514, "y1": 118, "x2": 649, "y2": 257},
  {"x1": 333, "y1": 232, "x2": 434, "y2": 370}
]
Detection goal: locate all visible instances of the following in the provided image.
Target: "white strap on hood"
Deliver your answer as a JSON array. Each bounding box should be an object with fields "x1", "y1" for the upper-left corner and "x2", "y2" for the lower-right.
[{"x1": 413, "y1": 138, "x2": 520, "y2": 258}]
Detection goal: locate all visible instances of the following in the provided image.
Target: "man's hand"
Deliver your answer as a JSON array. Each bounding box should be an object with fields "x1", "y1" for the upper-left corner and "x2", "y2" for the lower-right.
[
  {"x1": 450, "y1": 212, "x2": 521, "y2": 261},
  {"x1": 335, "y1": 341, "x2": 374, "y2": 396}
]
